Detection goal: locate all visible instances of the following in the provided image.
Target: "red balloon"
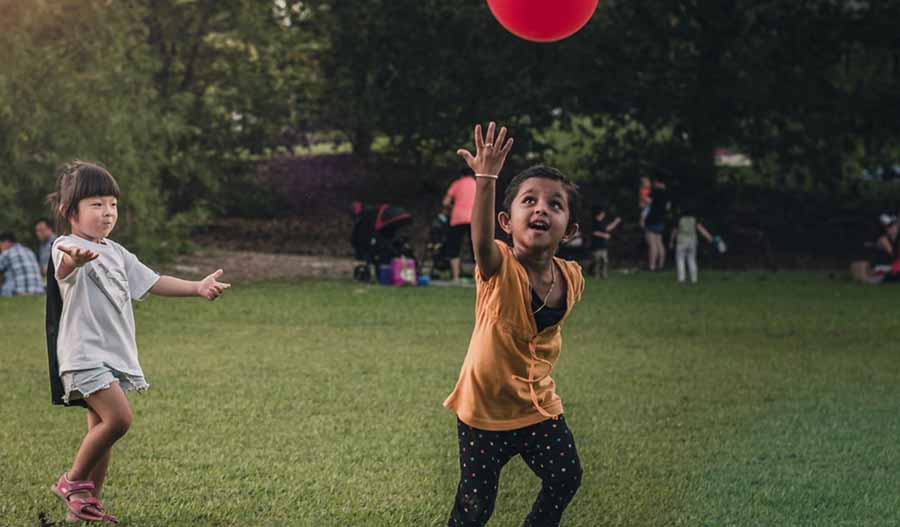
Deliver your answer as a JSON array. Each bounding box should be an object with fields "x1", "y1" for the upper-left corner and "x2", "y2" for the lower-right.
[{"x1": 486, "y1": 0, "x2": 599, "y2": 43}]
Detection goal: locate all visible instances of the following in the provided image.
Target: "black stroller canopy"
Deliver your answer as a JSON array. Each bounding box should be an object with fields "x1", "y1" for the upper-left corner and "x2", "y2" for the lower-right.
[
  {"x1": 376, "y1": 204, "x2": 412, "y2": 232},
  {"x1": 351, "y1": 201, "x2": 413, "y2": 232},
  {"x1": 351, "y1": 201, "x2": 414, "y2": 264}
]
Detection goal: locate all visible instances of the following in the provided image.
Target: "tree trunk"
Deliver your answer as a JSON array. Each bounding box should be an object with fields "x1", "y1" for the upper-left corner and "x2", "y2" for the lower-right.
[{"x1": 351, "y1": 127, "x2": 373, "y2": 162}]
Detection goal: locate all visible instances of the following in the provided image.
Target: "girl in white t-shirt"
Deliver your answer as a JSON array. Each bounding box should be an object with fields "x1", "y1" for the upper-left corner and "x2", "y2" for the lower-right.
[{"x1": 46, "y1": 161, "x2": 231, "y2": 523}]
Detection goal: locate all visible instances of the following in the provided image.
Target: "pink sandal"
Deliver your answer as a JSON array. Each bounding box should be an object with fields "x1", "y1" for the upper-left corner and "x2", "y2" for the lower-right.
[
  {"x1": 66, "y1": 502, "x2": 118, "y2": 524},
  {"x1": 51, "y1": 473, "x2": 118, "y2": 524},
  {"x1": 65, "y1": 500, "x2": 118, "y2": 524}
]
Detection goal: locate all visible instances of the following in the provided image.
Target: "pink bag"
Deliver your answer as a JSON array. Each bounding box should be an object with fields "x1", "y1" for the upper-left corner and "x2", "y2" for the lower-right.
[{"x1": 391, "y1": 257, "x2": 417, "y2": 286}]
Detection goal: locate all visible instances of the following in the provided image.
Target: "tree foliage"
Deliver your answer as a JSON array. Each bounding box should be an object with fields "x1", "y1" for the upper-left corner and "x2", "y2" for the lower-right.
[
  {"x1": 1, "y1": 0, "x2": 898, "y2": 255},
  {"x1": 0, "y1": 1, "x2": 169, "y2": 255}
]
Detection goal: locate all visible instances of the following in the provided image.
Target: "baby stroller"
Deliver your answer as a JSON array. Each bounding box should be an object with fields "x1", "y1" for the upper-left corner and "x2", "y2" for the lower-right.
[
  {"x1": 350, "y1": 201, "x2": 414, "y2": 282},
  {"x1": 421, "y1": 212, "x2": 452, "y2": 279}
]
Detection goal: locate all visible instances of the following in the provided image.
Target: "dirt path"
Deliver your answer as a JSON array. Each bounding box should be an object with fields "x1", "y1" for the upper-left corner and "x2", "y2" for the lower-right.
[{"x1": 160, "y1": 250, "x2": 357, "y2": 282}]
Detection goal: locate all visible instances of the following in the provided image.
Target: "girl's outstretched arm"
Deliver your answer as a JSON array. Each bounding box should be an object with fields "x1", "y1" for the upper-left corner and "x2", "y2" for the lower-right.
[
  {"x1": 456, "y1": 122, "x2": 514, "y2": 280},
  {"x1": 151, "y1": 269, "x2": 230, "y2": 300},
  {"x1": 607, "y1": 217, "x2": 622, "y2": 232},
  {"x1": 697, "y1": 223, "x2": 715, "y2": 243}
]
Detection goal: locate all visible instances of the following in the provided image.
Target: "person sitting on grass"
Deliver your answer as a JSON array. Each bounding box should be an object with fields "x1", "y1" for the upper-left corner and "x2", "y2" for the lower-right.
[
  {"x1": 46, "y1": 161, "x2": 231, "y2": 524},
  {"x1": 444, "y1": 122, "x2": 585, "y2": 527},
  {"x1": 872, "y1": 214, "x2": 898, "y2": 274},
  {"x1": 0, "y1": 231, "x2": 45, "y2": 296},
  {"x1": 863, "y1": 215, "x2": 900, "y2": 284}
]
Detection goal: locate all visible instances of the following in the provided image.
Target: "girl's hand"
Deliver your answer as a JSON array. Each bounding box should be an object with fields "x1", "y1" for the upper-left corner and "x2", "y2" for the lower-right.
[
  {"x1": 197, "y1": 269, "x2": 231, "y2": 301},
  {"x1": 456, "y1": 122, "x2": 514, "y2": 176},
  {"x1": 57, "y1": 246, "x2": 98, "y2": 267}
]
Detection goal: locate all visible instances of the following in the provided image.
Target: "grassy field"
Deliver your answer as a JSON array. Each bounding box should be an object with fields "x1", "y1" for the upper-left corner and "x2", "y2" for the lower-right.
[{"x1": 2, "y1": 272, "x2": 899, "y2": 527}]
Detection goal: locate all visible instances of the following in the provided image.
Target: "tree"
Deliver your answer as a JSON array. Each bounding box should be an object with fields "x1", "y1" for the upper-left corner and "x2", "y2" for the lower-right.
[
  {"x1": 0, "y1": 0, "x2": 170, "y2": 256},
  {"x1": 141, "y1": 0, "x2": 320, "y2": 215},
  {"x1": 569, "y1": 0, "x2": 900, "y2": 189}
]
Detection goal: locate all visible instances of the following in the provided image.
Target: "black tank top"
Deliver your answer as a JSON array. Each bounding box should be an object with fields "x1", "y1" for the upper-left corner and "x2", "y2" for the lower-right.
[{"x1": 531, "y1": 289, "x2": 566, "y2": 332}]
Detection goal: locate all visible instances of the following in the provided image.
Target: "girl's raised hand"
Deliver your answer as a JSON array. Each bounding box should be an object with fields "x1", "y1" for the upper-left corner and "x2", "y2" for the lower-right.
[
  {"x1": 57, "y1": 246, "x2": 98, "y2": 267},
  {"x1": 197, "y1": 269, "x2": 231, "y2": 301},
  {"x1": 456, "y1": 121, "x2": 514, "y2": 177}
]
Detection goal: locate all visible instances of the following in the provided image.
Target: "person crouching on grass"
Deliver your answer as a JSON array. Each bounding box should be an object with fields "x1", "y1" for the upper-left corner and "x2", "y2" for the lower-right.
[
  {"x1": 443, "y1": 122, "x2": 586, "y2": 527},
  {"x1": 46, "y1": 161, "x2": 230, "y2": 524}
]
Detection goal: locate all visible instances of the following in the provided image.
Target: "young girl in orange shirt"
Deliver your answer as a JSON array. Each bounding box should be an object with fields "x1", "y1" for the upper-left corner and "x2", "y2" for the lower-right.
[{"x1": 444, "y1": 122, "x2": 586, "y2": 527}]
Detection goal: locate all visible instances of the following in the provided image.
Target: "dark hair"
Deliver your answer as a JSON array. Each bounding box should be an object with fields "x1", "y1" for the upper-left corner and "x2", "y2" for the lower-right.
[
  {"x1": 47, "y1": 161, "x2": 120, "y2": 234},
  {"x1": 502, "y1": 165, "x2": 580, "y2": 227},
  {"x1": 34, "y1": 217, "x2": 53, "y2": 228},
  {"x1": 674, "y1": 195, "x2": 696, "y2": 216},
  {"x1": 461, "y1": 167, "x2": 475, "y2": 177},
  {"x1": 0, "y1": 232, "x2": 15, "y2": 243}
]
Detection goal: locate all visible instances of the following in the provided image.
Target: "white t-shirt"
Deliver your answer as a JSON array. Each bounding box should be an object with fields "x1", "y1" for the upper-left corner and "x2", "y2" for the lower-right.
[{"x1": 52, "y1": 235, "x2": 160, "y2": 376}]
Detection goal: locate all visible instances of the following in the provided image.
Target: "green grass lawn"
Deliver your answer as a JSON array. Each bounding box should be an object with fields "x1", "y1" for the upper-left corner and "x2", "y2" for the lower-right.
[{"x1": 2, "y1": 272, "x2": 899, "y2": 526}]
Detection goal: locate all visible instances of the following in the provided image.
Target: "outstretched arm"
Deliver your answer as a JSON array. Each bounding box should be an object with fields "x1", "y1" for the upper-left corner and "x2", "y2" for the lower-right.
[
  {"x1": 697, "y1": 223, "x2": 714, "y2": 244},
  {"x1": 55, "y1": 245, "x2": 98, "y2": 281},
  {"x1": 606, "y1": 217, "x2": 622, "y2": 233},
  {"x1": 150, "y1": 269, "x2": 230, "y2": 300},
  {"x1": 456, "y1": 122, "x2": 514, "y2": 280}
]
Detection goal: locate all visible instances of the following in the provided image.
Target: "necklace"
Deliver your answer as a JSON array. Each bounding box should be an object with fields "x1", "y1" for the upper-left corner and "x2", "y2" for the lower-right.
[{"x1": 531, "y1": 263, "x2": 557, "y2": 315}]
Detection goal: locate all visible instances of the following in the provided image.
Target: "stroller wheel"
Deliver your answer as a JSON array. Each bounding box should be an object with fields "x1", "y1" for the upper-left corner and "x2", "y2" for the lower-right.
[{"x1": 353, "y1": 264, "x2": 371, "y2": 282}]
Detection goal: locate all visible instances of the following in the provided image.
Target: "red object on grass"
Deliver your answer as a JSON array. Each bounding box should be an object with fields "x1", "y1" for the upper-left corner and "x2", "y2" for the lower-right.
[{"x1": 486, "y1": 0, "x2": 599, "y2": 42}]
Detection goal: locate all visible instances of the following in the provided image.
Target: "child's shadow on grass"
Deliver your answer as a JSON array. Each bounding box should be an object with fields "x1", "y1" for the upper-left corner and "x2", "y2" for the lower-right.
[{"x1": 37, "y1": 511, "x2": 65, "y2": 527}]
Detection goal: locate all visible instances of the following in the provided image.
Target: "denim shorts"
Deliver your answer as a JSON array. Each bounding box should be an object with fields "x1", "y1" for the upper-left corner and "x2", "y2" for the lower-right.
[{"x1": 61, "y1": 366, "x2": 149, "y2": 404}]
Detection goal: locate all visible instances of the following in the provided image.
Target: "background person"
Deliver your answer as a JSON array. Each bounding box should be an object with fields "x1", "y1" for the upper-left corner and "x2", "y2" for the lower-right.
[
  {"x1": 442, "y1": 168, "x2": 477, "y2": 283},
  {"x1": 873, "y1": 214, "x2": 898, "y2": 273},
  {"x1": 0, "y1": 231, "x2": 45, "y2": 296},
  {"x1": 670, "y1": 206, "x2": 715, "y2": 284},
  {"x1": 35, "y1": 217, "x2": 59, "y2": 276},
  {"x1": 641, "y1": 178, "x2": 670, "y2": 271},
  {"x1": 591, "y1": 204, "x2": 621, "y2": 279}
]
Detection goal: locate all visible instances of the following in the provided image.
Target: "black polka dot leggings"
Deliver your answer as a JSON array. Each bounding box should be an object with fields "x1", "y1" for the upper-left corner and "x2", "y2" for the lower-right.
[{"x1": 448, "y1": 415, "x2": 583, "y2": 527}]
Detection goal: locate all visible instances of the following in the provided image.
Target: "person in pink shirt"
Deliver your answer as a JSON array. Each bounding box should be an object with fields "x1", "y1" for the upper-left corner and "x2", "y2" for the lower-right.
[{"x1": 442, "y1": 168, "x2": 477, "y2": 282}]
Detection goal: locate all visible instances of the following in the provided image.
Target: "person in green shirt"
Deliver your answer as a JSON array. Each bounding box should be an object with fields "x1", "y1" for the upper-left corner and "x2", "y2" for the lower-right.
[{"x1": 670, "y1": 205, "x2": 715, "y2": 284}]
